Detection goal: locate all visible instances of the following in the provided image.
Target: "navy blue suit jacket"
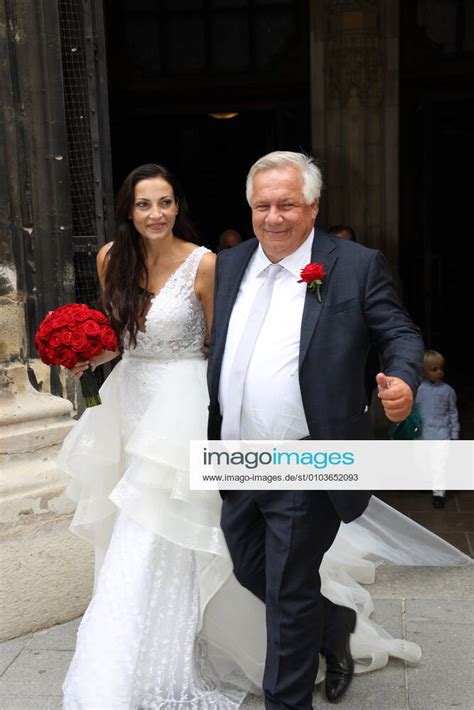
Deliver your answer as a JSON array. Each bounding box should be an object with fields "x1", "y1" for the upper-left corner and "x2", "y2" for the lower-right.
[{"x1": 207, "y1": 229, "x2": 424, "y2": 522}]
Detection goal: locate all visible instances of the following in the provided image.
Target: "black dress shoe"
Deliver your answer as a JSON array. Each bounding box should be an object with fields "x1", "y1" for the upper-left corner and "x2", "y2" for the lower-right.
[
  {"x1": 432, "y1": 495, "x2": 446, "y2": 509},
  {"x1": 324, "y1": 607, "x2": 356, "y2": 703}
]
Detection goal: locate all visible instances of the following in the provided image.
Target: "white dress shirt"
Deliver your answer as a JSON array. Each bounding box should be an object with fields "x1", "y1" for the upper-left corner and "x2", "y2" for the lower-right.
[{"x1": 219, "y1": 230, "x2": 315, "y2": 440}]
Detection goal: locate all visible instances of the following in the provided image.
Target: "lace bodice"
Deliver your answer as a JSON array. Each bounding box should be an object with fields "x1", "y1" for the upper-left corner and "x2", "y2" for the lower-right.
[{"x1": 123, "y1": 246, "x2": 210, "y2": 362}]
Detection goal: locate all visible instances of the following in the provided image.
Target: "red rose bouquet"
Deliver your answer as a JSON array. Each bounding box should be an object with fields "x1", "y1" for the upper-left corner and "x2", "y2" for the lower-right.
[{"x1": 35, "y1": 304, "x2": 117, "y2": 407}]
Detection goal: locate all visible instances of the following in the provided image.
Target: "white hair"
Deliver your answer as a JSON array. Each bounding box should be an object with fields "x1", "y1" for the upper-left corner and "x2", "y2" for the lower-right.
[{"x1": 246, "y1": 151, "x2": 323, "y2": 206}]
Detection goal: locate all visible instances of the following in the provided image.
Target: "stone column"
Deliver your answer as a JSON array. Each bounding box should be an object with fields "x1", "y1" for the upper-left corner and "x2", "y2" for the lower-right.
[
  {"x1": 0, "y1": 0, "x2": 93, "y2": 641},
  {"x1": 310, "y1": 0, "x2": 400, "y2": 272},
  {"x1": 0, "y1": 271, "x2": 92, "y2": 641}
]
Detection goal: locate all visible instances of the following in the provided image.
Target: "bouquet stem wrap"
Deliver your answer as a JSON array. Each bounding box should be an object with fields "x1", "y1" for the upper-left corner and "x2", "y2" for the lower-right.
[{"x1": 80, "y1": 368, "x2": 102, "y2": 407}]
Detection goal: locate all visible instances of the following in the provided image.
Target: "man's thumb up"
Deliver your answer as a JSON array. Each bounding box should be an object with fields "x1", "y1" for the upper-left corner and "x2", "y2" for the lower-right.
[
  {"x1": 376, "y1": 372, "x2": 391, "y2": 391},
  {"x1": 375, "y1": 373, "x2": 413, "y2": 422}
]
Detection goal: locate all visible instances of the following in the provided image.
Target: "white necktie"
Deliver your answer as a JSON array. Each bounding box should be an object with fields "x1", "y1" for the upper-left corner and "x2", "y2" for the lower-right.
[{"x1": 221, "y1": 263, "x2": 281, "y2": 440}]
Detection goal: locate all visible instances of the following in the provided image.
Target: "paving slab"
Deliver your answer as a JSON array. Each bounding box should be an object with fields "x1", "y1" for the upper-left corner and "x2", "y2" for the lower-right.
[
  {"x1": 0, "y1": 634, "x2": 31, "y2": 677},
  {"x1": 406, "y1": 598, "x2": 474, "y2": 626},
  {"x1": 369, "y1": 565, "x2": 474, "y2": 600},
  {"x1": 0, "y1": 697, "x2": 62, "y2": 710},
  {"x1": 27, "y1": 618, "x2": 80, "y2": 651},
  {"x1": 0, "y1": 649, "x2": 72, "y2": 698},
  {"x1": 370, "y1": 598, "x2": 403, "y2": 636},
  {"x1": 406, "y1": 600, "x2": 474, "y2": 710}
]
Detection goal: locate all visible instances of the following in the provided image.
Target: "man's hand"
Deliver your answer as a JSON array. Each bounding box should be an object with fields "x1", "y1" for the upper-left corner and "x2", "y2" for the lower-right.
[{"x1": 376, "y1": 373, "x2": 413, "y2": 422}]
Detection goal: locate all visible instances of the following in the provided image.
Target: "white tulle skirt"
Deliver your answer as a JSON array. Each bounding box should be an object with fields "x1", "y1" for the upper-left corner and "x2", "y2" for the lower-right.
[{"x1": 58, "y1": 356, "x2": 471, "y2": 709}]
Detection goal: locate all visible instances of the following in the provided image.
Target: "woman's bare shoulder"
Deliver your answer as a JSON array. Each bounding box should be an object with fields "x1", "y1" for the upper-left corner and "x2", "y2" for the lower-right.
[
  {"x1": 97, "y1": 241, "x2": 113, "y2": 260},
  {"x1": 196, "y1": 249, "x2": 216, "y2": 273},
  {"x1": 96, "y1": 242, "x2": 113, "y2": 285},
  {"x1": 195, "y1": 249, "x2": 216, "y2": 299}
]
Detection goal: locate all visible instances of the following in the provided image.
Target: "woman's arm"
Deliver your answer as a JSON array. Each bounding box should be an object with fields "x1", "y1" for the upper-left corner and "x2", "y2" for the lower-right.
[
  {"x1": 194, "y1": 251, "x2": 216, "y2": 335},
  {"x1": 71, "y1": 242, "x2": 120, "y2": 380},
  {"x1": 96, "y1": 242, "x2": 113, "y2": 290},
  {"x1": 96, "y1": 240, "x2": 120, "y2": 361},
  {"x1": 72, "y1": 349, "x2": 120, "y2": 380}
]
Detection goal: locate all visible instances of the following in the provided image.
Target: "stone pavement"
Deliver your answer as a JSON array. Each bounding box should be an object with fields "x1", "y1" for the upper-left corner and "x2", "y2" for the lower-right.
[{"x1": 1, "y1": 565, "x2": 473, "y2": 710}]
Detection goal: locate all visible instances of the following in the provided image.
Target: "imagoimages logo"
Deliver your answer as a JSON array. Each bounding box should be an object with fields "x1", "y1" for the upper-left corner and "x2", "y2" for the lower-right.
[{"x1": 202, "y1": 447, "x2": 355, "y2": 470}]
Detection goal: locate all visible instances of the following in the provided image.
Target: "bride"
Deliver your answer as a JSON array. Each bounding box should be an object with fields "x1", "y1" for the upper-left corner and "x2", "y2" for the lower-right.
[{"x1": 59, "y1": 163, "x2": 469, "y2": 709}]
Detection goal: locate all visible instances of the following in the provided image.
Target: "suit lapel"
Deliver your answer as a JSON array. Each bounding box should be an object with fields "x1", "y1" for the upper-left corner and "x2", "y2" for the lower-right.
[
  {"x1": 218, "y1": 242, "x2": 258, "y2": 329},
  {"x1": 299, "y1": 230, "x2": 338, "y2": 368}
]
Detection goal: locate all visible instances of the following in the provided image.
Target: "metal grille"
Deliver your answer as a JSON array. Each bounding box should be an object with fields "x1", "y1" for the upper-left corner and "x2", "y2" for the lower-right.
[{"x1": 58, "y1": 0, "x2": 100, "y2": 307}]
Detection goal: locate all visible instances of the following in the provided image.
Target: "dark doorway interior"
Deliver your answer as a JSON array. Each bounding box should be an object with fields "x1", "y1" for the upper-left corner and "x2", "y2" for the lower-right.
[
  {"x1": 400, "y1": 1, "x2": 474, "y2": 437},
  {"x1": 103, "y1": 0, "x2": 310, "y2": 246}
]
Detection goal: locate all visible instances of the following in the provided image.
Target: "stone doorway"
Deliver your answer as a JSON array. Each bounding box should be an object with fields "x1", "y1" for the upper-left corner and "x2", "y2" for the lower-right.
[{"x1": 103, "y1": 0, "x2": 311, "y2": 247}]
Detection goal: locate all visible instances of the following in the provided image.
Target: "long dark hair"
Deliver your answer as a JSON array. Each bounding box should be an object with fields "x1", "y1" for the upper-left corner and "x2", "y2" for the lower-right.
[{"x1": 102, "y1": 163, "x2": 198, "y2": 347}]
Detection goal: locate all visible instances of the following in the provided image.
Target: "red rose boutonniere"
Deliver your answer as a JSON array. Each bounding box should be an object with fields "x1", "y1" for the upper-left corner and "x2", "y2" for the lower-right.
[{"x1": 297, "y1": 262, "x2": 326, "y2": 303}]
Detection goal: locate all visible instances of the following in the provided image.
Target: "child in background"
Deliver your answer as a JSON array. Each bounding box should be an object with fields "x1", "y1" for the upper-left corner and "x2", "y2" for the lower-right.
[{"x1": 415, "y1": 350, "x2": 460, "y2": 508}]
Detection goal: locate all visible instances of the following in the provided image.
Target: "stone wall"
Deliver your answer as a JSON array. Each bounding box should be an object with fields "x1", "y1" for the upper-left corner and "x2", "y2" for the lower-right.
[{"x1": 0, "y1": 278, "x2": 93, "y2": 640}]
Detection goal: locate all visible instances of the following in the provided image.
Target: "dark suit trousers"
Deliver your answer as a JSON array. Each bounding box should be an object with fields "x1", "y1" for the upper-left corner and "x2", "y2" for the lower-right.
[{"x1": 221, "y1": 490, "x2": 342, "y2": 710}]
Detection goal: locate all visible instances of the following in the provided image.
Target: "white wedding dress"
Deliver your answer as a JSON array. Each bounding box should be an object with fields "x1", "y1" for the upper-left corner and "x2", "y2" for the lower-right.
[{"x1": 59, "y1": 246, "x2": 470, "y2": 710}]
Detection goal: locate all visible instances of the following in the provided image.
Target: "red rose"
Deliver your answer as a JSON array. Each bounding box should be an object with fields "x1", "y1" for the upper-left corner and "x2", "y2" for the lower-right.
[
  {"x1": 53, "y1": 347, "x2": 77, "y2": 369},
  {"x1": 39, "y1": 320, "x2": 54, "y2": 337},
  {"x1": 51, "y1": 313, "x2": 70, "y2": 329},
  {"x1": 49, "y1": 331, "x2": 64, "y2": 349},
  {"x1": 61, "y1": 330, "x2": 73, "y2": 346},
  {"x1": 70, "y1": 304, "x2": 92, "y2": 322},
  {"x1": 70, "y1": 330, "x2": 89, "y2": 353},
  {"x1": 297, "y1": 262, "x2": 326, "y2": 303},
  {"x1": 101, "y1": 328, "x2": 118, "y2": 352},
  {"x1": 45, "y1": 347, "x2": 60, "y2": 365},
  {"x1": 87, "y1": 341, "x2": 103, "y2": 358},
  {"x1": 298, "y1": 263, "x2": 325, "y2": 284},
  {"x1": 93, "y1": 311, "x2": 109, "y2": 324},
  {"x1": 37, "y1": 345, "x2": 49, "y2": 363},
  {"x1": 82, "y1": 319, "x2": 101, "y2": 337},
  {"x1": 61, "y1": 351, "x2": 77, "y2": 369}
]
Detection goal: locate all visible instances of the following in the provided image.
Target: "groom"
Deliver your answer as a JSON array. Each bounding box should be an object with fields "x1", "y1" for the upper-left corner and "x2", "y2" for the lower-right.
[{"x1": 207, "y1": 151, "x2": 424, "y2": 709}]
